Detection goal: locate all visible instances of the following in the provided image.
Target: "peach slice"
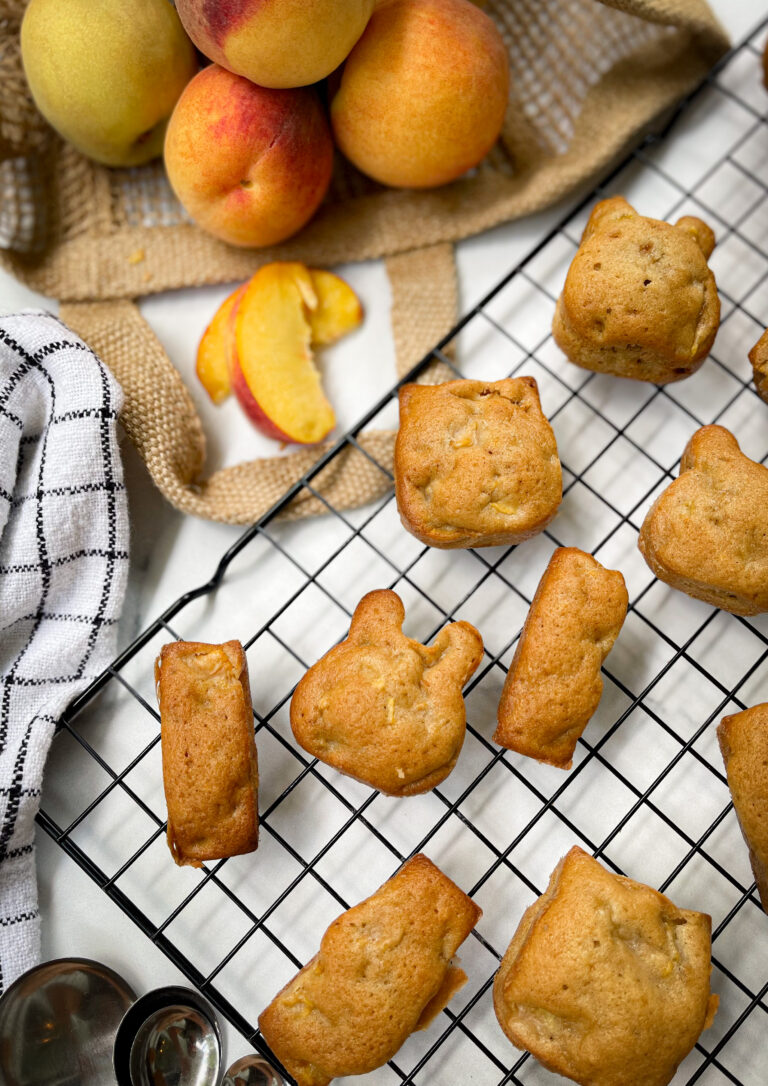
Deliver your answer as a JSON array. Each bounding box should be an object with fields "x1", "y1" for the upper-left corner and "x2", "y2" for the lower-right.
[
  {"x1": 196, "y1": 265, "x2": 364, "y2": 431},
  {"x1": 307, "y1": 269, "x2": 364, "y2": 347},
  {"x1": 233, "y1": 262, "x2": 336, "y2": 444},
  {"x1": 195, "y1": 284, "x2": 245, "y2": 404}
]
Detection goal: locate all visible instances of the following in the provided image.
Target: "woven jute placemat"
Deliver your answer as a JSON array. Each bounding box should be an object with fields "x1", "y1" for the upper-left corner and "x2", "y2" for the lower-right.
[{"x1": 0, "y1": 0, "x2": 728, "y2": 524}]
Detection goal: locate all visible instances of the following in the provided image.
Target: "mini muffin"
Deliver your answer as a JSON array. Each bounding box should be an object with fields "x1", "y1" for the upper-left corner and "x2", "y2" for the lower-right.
[
  {"x1": 259, "y1": 853, "x2": 481, "y2": 1086},
  {"x1": 395, "y1": 376, "x2": 562, "y2": 549},
  {"x1": 156, "y1": 640, "x2": 259, "y2": 867},
  {"x1": 553, "y1": 196, "x2": 719, "y2": 383},
  {"x1": 494, "y1": 547, "x2": 627, "y2": 769},
  {"x1": 718, "y1": 704, "x2": 768, "y2": 911},
  {"x1": 290, "y1": 589, "x2": 483, "y2": 795},
  {"x1": 748, "y1": 327, "x2": 768, "y2": 403},
  {"x1": 638, "y1": 424, "x2": 768, "y2": 615},
  {"x1": 493, "y1": 847, "x2": 718, "y2": 1086}
]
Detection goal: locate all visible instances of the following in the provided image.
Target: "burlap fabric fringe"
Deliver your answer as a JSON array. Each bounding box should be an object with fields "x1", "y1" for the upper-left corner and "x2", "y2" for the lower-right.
[{"x1": 0, "y1": 0, "x2": 728, "y2": 524}]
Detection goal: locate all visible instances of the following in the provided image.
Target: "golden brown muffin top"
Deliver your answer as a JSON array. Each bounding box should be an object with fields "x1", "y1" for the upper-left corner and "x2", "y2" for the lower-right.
[
  {"x1": 718, "y1": 703, "x2": 768, "y2": 911},
  {"x1": 561, "y1": 196, "x2": 718, "y2": 369},
  {"x1": 259, "y1": 853, "x2": 482, "y2": 1086},
  {"x1": 395, "y1": 377, "x2": 561, "y2": 548},
  {"x1": 494, "y1": 547, "x2": 627, "y2": 768},
  {"x1": 638, "y1": 425, "x2": 768, "y2": 615},
  {"x1": 493, "y1": 847, "x2": 718, "y2": 1086},
  {"x1": 290, "y1": 589, "x2": 483, "y2": 795}
]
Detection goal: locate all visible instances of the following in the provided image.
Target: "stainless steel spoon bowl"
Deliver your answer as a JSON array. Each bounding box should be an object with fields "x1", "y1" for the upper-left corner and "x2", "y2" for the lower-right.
[
  {"x1": 113, "y1": 985, "x2": 222, "y2": 1086},
  {"x1": 0, "y1": 957, "x2": 137, "y2": 1086}
]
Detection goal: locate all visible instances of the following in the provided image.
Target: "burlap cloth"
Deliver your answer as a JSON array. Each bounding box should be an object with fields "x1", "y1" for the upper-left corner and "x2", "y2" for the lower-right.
[{"x1": 0, "y1": 0, "x2": 728, "y2": 524}]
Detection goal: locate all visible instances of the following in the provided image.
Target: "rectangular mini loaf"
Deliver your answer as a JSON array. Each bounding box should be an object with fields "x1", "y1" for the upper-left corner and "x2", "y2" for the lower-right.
[
  {"x1": 494, "y1": 547, "x2": 627, "y2": 768},
  {"x1": 259, "y1": 853, "x2": 481, "y2": 1086},
  {"x1": 155, "y1": 640, "x2": 259, "y2": 867}
]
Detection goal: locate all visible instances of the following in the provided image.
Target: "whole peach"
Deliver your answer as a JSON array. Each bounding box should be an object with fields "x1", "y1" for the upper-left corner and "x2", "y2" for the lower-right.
[
  {"x1": 176, "y1": 0, "x2": 374, "y2": 89},
  {"x1": 330, "y1": 0, "x2": 510, "y2": 189},
  {"x1": 164, "y1": 65, "x2": 334, "y2": 248}
]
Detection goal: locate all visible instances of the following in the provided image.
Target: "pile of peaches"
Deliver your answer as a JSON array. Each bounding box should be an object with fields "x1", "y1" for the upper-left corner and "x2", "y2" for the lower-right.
[
  {"x1": 23, "y1": 0, "x2": 512, "y2": 446},
  {"x1": 167, "y1": 0, "x2": 510, "y2": 248},
  {"x1": 177, "y1": 0, "x2": 510, "y2": 445}
]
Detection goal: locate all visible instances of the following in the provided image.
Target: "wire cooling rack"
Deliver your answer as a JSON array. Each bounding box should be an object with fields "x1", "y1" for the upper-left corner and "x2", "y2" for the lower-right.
[{"x1": 38, "y1": 20, "x2": 768, "y2": 1086}]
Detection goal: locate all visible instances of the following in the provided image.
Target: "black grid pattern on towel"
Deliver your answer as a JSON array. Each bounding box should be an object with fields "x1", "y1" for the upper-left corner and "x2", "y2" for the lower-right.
[
  {"x1": 38, "y1": 21, "x2": 768, "y2": 1086},
  {"x1": 0, "y1": 313, "x2": 127, "y2": 996}
]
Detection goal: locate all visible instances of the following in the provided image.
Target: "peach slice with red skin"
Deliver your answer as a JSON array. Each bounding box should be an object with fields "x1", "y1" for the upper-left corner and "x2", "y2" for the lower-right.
[
  {"x1": 232, "y1": 263, "x2": 348, "y2": 444},
  {"x1": 195, "y1": 266, "x2": 363, "y2": 441},
  {"x1": 195, "y1": 284, "x2": 245, "y2": 404}
]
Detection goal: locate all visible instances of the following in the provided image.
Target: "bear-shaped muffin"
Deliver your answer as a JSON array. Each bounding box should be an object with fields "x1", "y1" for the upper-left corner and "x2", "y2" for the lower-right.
[
  {"x1": 290, "y1": 589, "x2": 483, "y2": 795},
  {"x1": 748, "y1": 327, "x2": 768, "y2": 403},
  {"x1": 259, "y1": 854, "x2": 481, "y2": 1086},
  {"x1": 638, "y1": 425, "x2": 768, "y2": 615},
  {"x1": 494, "y1": 547, "x2": 628, "y2": 769},
  {"x1": 718, "y1": 704, "x2": 768, "y2": 912},
  {"x1": 493, "y1": 847, "x2": 718, "y2": 1086},
  {"x1": 553, "y1": 196, "x2": 719, "y2": 383},
  {"x1": 395, "y1": 376, "x2": 562, "y2": 549}
]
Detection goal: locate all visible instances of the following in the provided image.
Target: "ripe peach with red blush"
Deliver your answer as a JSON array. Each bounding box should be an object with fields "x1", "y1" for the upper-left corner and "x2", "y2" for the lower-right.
[
  {"x1": 164, "y1": 64, "x2": 333, "y2": 248},
  {"x1": 175, "y1": 0, "x2": 374, "y2": 89}
]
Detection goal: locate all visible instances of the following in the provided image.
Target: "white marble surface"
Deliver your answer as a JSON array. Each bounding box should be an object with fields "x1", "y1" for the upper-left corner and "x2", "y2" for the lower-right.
[{"x1": 2, "y1": 0, "x2": 763, "y2": 1076}]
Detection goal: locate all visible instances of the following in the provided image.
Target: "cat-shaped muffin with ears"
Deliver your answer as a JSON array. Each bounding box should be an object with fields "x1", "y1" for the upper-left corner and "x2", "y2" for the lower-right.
[
  {"x1": 638, "y1": 425, "x2": 768, "y2": 615},
  {"x1": 553, "y1": 196, "x2": 719, "y2": 383}
]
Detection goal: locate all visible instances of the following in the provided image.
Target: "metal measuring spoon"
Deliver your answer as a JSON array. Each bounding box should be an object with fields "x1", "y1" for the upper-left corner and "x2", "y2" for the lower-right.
[
  {"x1": 113, "y1": 985, "x2": 222, "y2": 1086},
  {"x1": 0, "y1": 957, "x2": 136, "y2": 1086},
  {"x1": 222, "y1": 1055, "x2": 285, "y2": 1086}
]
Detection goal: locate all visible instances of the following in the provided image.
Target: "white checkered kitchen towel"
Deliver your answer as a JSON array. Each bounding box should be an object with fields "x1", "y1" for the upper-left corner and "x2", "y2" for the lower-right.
[{"x1": 0, "y1": 311, "x2": 128, "y2": 993}]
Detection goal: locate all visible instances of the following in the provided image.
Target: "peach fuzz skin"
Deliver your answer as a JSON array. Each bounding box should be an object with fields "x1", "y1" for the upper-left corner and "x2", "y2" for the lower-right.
[
  {"x1": 331, "y1": 0, "x2": 509, "y2": 189},
  {"x1": 175, "y1": 0, "x2": 374, "y2": 89},
  {"x1": 164, "y1": 64, "x2": 333, "y2": 248}
]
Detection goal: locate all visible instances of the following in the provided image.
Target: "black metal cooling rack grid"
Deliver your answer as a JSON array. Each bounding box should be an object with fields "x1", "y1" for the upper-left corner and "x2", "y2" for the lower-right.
[{"x1": 37, "y1": 19, "x2": 768, "y2": 1086}]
